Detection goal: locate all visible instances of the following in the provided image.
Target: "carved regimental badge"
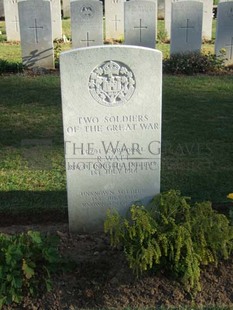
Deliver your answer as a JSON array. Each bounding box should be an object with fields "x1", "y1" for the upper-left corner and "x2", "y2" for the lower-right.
[
  {"x1": 88, "y1": 60, "x2": 136, "y2": 107},
  {"x1": 80, "y1": 5, "x2": 94, "y2": 19}
]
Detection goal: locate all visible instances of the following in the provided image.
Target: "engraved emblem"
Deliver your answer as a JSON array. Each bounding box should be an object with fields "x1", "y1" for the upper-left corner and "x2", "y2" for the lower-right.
[
  {"x1": 88, "y1": 61, "x2": 136, "y2": 107},
  {"x1": 228, "y1": 7, "x2": 233, "y2": 20},
  {"x1": 80, "y1": 5, "x2": 94, "y2": 18}
]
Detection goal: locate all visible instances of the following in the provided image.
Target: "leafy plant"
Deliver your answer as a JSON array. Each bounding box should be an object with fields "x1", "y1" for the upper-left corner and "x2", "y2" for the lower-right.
[
  {"x1": 0, "y1": 231, "x2": 64, "y2": 308},
  {"x1": 163, "y1": 50, "x2": 226, "y2": 75},
  {"x1": 104, "y1": 190, "x2": 233, "y2": 293},
  {"x1": 0, "y1": 59, "x2": 23, "y2": 74}
]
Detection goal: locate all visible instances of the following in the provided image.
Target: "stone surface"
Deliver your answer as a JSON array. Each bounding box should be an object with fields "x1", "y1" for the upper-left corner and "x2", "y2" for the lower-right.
[
  {"x1": 62, "y1": 0, "x2": 70, "y2": 17},
  {"x1": 215, "y1": 1, "x2": 233, "y2": 65},
  {"x1": 18, "y1": 0, "x2": 54, "y2": 68},
  {"x1": 170, "y1": 1, "x2": 203, "y2": 54},
  {"x1": 105, "y1": 0, "x2": 124, "y2": 40},
  {"x1": 124, "y1": 0, "x2": 156, "y2": 48},
  {"x1": 4, "y1": 0, "x2": 20, "y2": 41},
  {"x1": 71, "y1": 0, "x2": 103, "y2": 48},
  {"x1": 165, "y1": 0, "x2": 212, "y2": 40},
  {"x1": 50, "y1": 0, "x2": 62, "y2": 39},
  {"x1": 60, "y1": 45, "x2": 162, "y2": 232}
]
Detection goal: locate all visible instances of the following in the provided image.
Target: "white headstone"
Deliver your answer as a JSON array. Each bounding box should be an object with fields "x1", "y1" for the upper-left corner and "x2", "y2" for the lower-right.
[
  {"x1": 131, "y1": 0, "x2": 158, "y2": 39},
  {"x1": 170, "y1": 1, "x2": 203, "y2": 54},
  {"x1": 0, "y1": 0, "x2": 4, "y2": 18},
  {"x1": 4, "y1": 0, "x2": 20, "y2": 41},
  {"x1": 62, "y1": 0, "x2": 70, "y2": 17},
  {"x1": 60, "y1": 45, "x2": 162, "y2": 233},
  {"x1": 165, "y1": 0, "x2": 212, "y2": 40},
  {"x1": 215, "y1": 1, "x2": 233, "y2": 65},
  {"x1": 18, "y1": 0, "x2": 54, "y2": 69},
  {"x1": 50, "y1": 0, "x2": 62, "y2": 40},
  {"x1": 71, "y1": 0, "x2": 103, "y2": 48},
  {"x1": 124, "y1": 0, "x2": 156, "y2": 48},
  {"x1": 105, "y1": 0, "x2": 124, "y2": 40}
]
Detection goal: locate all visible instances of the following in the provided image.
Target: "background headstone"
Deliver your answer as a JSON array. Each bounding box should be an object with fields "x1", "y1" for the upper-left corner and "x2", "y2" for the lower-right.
[
  {"x1": 71, "y1": 0, "x2": 103, "y2": 48},
  {"x1": 62, "y1": 0, "x2": 70, "y2": 17},
  {"x1": 50, "y1": 0, "x2": 62, "y2": 40},
  {"x1": 124, "y1": 0, "x2": 156, "y2": 48},
  {"x1": 105, "y1": 0, "x2": 124, "y2": 40},
  {"x1": 0, "y1": 0, "x2": 4, "y2": 18},
  {"x1": 60, "y1": 45, "x2": 162, "y2": 232},
  {"x1": 215, "y1": 1, "x2": 233, "y2": 65},
  {"x1": 4, "y1": 0, "x2": 20, "y2": 41},
  {"x1": 170, "y1": 1, "x2": 203, "y2": 54},
  {"x1": 18, "y1": 0, "x2": 54, "y2": 69},
  {"x1": 131, "y1": 0, "x2": 158, "y2": 38},
  {"x1": 165, "y1": 0, "x2": 212, "y2": 40}
]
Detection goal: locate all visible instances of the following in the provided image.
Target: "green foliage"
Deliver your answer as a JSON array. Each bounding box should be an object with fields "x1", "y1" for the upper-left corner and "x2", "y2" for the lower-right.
[
  {"x1": 0, "y1": 59, "x2": 23, "y2": 74},
  {"x1": 163, "y1": 51, "x2": 226, "y2": 75},
  {"x1": 0, "y1": 231, "x2": 64, "y2": 308},
  {"x1": 157, "y1": 28, "x2": 169, "y2": 44},
  {"x1": 104, "y1": 190, "x2": 233, "y2": 293}
]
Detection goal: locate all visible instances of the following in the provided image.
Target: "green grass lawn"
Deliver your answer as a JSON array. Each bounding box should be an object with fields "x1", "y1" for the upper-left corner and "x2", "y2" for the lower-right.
[{"x1": 0, "y1": 74, "x2": 233, "y2": 212}]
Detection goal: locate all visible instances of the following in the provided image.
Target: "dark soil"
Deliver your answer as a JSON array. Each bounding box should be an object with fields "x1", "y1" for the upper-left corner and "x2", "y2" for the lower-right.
[{"x1": 0, "y1": 211, "x2": 233, "y2": 310}]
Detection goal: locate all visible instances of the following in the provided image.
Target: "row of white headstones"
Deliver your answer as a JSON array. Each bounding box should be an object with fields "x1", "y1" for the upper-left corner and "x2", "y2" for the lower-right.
[{"x1": 3, "y1": 0, "x2": 233, "y2": 68}]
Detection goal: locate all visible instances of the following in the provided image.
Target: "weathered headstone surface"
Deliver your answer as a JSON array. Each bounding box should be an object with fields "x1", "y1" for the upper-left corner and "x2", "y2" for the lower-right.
[
  {"x1": 170, "y1": 1, "x2": 203, "y2": 54},
  {"x1": 62, "y1": 0, "x2": 70, "y2": 17},
  {"x1": 4, "y1": 0, "x2": 20, "y2": 41},
  {"x1": 60, "y1": 45, "x2": 162, "y2": 232},
  {"x1": 215, "y1": 1, "x2": 233, "y2": 65},
  {"x1": 165, "y1": 0, "x2": 212, "y2": 40},
  {"x1": 50, "y1": 0, "x2": 62, "y2": 39},
  {"x1": 71, "y1": 0, "x2": 103, "y2": 48},
  {"x1": 0, "y1": 0, "x2": 4, "y2": 18},
  {"x1": 105, "y1": 0, "x2": 124, "y2": 40},
  {"x1": 18, "y1": 0, "x2": 54, "y2": 68},
  {"x1": 124, "y1": 0, "x2": 156, "y2": 48}
]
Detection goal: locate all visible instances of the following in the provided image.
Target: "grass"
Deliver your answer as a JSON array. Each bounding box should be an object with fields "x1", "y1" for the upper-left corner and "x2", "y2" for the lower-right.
[{"x1": 0, "y1": 74, "x2": 233, "y2": 213}]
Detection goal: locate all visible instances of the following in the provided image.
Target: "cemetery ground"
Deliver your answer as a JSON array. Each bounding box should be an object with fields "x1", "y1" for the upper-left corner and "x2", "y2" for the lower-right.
[{"x1": 0, "y1": 20, "x2": 233, "y2": 309}]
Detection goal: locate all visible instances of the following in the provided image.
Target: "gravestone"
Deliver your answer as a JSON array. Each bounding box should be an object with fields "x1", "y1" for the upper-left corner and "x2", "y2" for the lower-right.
[
  {"x1": 71, "y1": 0, "x2": 103, "y2": 48},
  {"x1": 131, "y1": 0, "x2": 158, "y2": 38},
  {"x1": 170, "y1": 1, "x2": 203, "y2": 54},
  {"x1": 60, "y1": 45, "x2": 162, "y2": 232},
  {"x1": 18, "y1": 0, "x2": 54, "y2": 69},
  {"x1": 165, "y1": 0, "x2": 212, "y2": 40},
  {"x1": 4, "y1": 0, "x2": 20, "y2": 41},
  {"x1": 105, "y1": 0, "x2": 124, "y2": 40},
  {"x1": 62, "y1": 0, "x2": 70, "y2": 17},
  {"x1": 124, "y1": 0, "x2": 156, "y2": 48},
  {"x1": 215, "y1": 1, "x2": 233, "y2": 65},
  {"x1": 50, "y1": 0, "x2": 62, "y2": 39},
  {"x1": 0, "y1": 0, "x2": 4, "y2": 18}
]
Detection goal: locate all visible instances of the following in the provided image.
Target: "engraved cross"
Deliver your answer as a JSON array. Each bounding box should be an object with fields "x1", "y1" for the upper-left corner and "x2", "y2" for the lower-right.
[
  {"x1": 134, "y1": 19, "x2": 148, "y2": 43},
  {"x1": 179, "y1": 19, "x2": 194, "y2": 43},
  {"x1": 29, "y1": 19, "x2": 43, "y2": 44},
  {"x1": 11, "y1": 15, "x2": 19, "y2": 32},
  {"x1": 112, "y1": 15, "x2": 121, "y2": 31},
  {"x1": 81, "y1": 32, "x2": 95, "y2": 47},
  {"x1": 226, "y1": 37, "x2": 233, "y2": 59}
]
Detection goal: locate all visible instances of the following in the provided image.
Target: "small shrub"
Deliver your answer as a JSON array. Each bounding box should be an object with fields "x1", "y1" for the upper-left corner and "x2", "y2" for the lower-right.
[
  {"x1": 163, "y1": 51, "x2": 226, "y2": 75},
  {"x1": 157, "y1": 28, "x2": 169, "y2": 43},
  {"x1": 0, "y1": 59, "x2": 23, "y2": 74},
  {"x1": 104, "y1": 190, "x2": 233, "y2": 293},
  {"x1": 0, "y1": 231, "x2": 64, "y2": 308}
]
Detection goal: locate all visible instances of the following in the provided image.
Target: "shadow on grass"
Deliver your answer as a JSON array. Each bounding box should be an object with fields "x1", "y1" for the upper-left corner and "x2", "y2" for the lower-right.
[{"x1": 0, "y1": 191, "x2": 68, "y2": 226}]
